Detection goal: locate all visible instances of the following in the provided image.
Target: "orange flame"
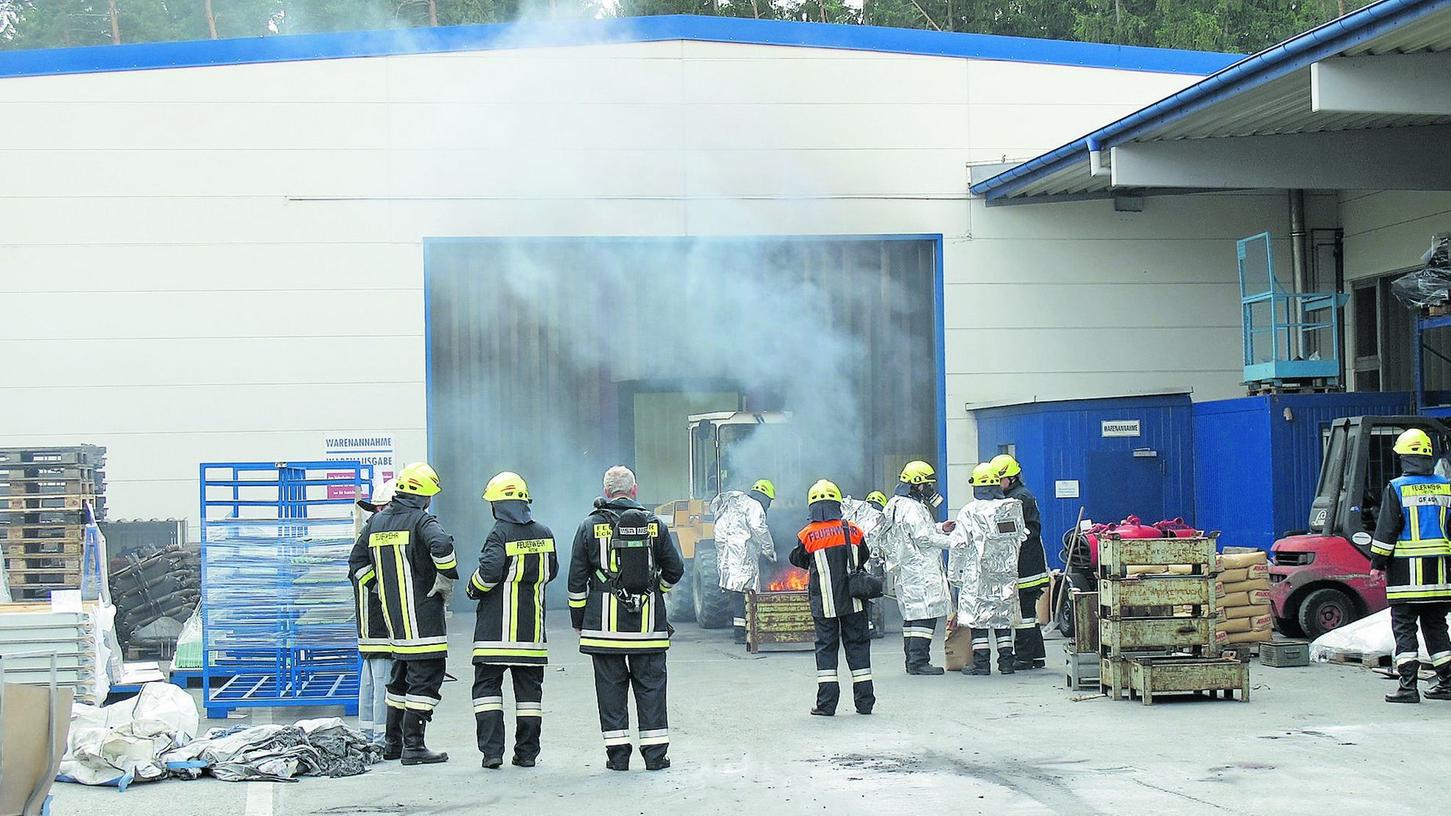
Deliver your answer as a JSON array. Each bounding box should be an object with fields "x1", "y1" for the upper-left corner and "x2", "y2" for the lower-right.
[{"x1": 766, "y1": 569, "x2": 810, "y2": 592}]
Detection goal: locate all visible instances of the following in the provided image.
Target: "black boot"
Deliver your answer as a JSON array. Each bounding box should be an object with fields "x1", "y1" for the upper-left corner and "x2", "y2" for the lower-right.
[
  {"x1": 400, "y1": 711, "x2": 450, "y2": 764},
  {"x1": 1426, "y1": 665, "x2": 1451, "y2": 700},
  {"x1": 1386, "y1": 662, "x2": 1421, "y2": 704},
  {"x1": 963, "y1": 649, "x2": 991, "y2": 676},
  {"x1": 382, "y1": 707, "x2": 404, "y2": 760},
  {"x1": 907, "y1": 664, "x2": 945, "y2": 676},
  {"x1": 998, "y1": 649, "x2": 1016, "y2": 675},
  {"x1": 733, "y1": 627, "x2": 747, "y2": 645}
]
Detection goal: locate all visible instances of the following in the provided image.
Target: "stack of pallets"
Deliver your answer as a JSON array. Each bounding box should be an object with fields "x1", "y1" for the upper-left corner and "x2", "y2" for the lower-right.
[
  {"x1": 0, "y1": 445, "x2": 106, "y2": 601},
  {"x1": 1098, "y1": 533, "x2": 1250, "y2": 705}
]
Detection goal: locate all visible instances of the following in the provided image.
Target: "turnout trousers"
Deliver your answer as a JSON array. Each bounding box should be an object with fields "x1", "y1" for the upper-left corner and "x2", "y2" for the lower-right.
[
  {"x1": 385, "y1": 658, "x2": 446, "y2": 749},
  {"x1": 901, "y1": 617, "x2": 938, "y2": 671},
  {"x1": 1014, "y1": 589, "x2": 1046, "y2": 663},
  {"x1": 968, "y1": 628, "x2": 1016, "y2": 674},
  {"x1": 1391, "y1": 602, "x2": 1451, "y2": 683},
  {"x1": 473, "y1": 665, "x2": 545, "y2": 763},
  {"x1": 591, "y1": 653, "x2": 669, "y2": 768},
  {"x1": 814, "y1": 611, "x2": 874, "y2": 714},
  {"x1": 732, "y1": 591, "x2": 748, "y2": 640}
]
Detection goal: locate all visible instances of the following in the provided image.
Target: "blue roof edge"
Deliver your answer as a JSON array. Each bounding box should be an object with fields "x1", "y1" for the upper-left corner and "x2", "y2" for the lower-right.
[
  {"x1": 970, "y1": 0, "x2": 1451, "y2": 200},
  {"x1": 0, "y1": 15, "x2": 1237, "y2": 79}
]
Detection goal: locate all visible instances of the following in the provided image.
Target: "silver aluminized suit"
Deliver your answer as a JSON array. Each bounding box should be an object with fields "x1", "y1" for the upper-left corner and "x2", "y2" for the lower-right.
[
  {"x1": 710, "y1": 491, "x2": 776, "y2": 593},
  {"x1": 948, "y1": 498, "x2": 1027, "y2": 629},
  {"x1": 841, "y1": 498, "x2": 886, "y2": 559},
  {"x1": 882, "y1": 494, "x2": 952, "y2": 672}
]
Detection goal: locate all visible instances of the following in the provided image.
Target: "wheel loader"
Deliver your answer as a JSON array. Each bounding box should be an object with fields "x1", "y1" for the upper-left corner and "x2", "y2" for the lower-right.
[{"x1": 656, "y1": 411, "x2": 802, "y2": 629}]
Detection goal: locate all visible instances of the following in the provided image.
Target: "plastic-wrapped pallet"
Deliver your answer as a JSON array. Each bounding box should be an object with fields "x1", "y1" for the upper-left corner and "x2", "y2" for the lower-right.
[{"x1": 1214, "y1": 548, "x2": 1272, "y2": 647}]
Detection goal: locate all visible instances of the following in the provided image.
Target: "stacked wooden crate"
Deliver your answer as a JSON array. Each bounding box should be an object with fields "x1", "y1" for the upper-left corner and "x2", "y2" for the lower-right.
[
  {"x1": 1099, "y1": 533, "x2": 1250, "y2": 705},
  {"x1": 1214, "y1": 547, "x2": 1273, "y2": 651},
  {"x1": 0, "y1": 445, "x2": 106, "y2": 601}
]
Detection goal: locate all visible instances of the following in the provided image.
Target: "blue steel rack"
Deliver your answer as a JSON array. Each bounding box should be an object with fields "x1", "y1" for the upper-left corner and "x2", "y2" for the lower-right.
[
  {"x1": 199, "y1": 460, "x2": 371, "y2": 719},
  {"x1": 1237, "y1": 232, "x2": 1347, "y2": 388}
]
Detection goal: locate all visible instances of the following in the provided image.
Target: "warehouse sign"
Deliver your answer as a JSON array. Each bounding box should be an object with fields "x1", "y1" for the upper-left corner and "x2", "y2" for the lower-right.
[
  {"x1": 323, "y1": 433, "x2": 395, "y2": 499},
  {"x1": 1101, "y1": 420, "x2": 1141, "y2": 438}
]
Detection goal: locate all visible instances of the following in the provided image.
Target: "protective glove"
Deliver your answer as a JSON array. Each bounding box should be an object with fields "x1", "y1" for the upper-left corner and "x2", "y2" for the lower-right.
[
  {"x1": 427, "y1": 573, "x2": 456, "y2": 604},
  {"x1": 762, "y1": 546, "x2": 778, "y2": 563}
]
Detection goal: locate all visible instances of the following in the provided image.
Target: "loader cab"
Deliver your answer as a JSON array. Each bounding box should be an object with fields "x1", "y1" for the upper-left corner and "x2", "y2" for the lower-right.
[
  {"x1": 688, "y1": 411, "x2": 798, "y2": 507},
  {"x1": 1308, "y1": 416, "x2": 1451, "y2": 553}
]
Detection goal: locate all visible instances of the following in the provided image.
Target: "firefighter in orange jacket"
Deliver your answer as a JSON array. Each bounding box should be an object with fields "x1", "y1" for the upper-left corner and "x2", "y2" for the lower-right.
[{"x1": 790, "y1": 479, "x2": 874, "y2": 717}]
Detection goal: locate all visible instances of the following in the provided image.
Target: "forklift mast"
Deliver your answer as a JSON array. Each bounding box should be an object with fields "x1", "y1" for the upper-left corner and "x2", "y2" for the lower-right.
[{"x1": 1309, "y1": 416, "x2": 1451, "y2": 549}]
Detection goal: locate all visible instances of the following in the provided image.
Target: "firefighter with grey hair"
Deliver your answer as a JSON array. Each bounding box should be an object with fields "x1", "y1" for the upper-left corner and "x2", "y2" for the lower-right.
[
  {"x1": 568, "y1": 465, "x2": 685, "y2": 771},
  {"x1": 880, "y1": 461, "x2": 954, "y2": 675},
  {"x1": 711, "y1": 478, "x2": 777, "y2": 643},
  {"x1": 948, "y1": 463, "x2": 1027, "y2": 675}
]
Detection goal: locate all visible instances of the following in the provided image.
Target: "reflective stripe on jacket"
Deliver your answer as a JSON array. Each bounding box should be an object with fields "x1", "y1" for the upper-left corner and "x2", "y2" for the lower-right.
[
  {"x1": 348, "y1": 492, "x2": 458, "y2": 660},
  {"x1": 469, "y1": 513, "x2": 559, "y2": 666},
  {"x1": 1372, "y1": 474, "x2": 1451, "y2": 604}
]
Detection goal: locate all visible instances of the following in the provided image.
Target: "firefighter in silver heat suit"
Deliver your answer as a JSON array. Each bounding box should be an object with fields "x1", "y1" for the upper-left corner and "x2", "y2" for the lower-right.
[
  {"x1": 948, "y1": 463, "x2": 1027, "y2": 676},
  {"x1": 881, "y1": 461, "x2": 954, "y2": 675},
  {"x1": 711, "y1": 479, "x2": 777, "y2": 643},
  {"x1": 842, "y1": 491, "x2": 888, "y2": 639}
]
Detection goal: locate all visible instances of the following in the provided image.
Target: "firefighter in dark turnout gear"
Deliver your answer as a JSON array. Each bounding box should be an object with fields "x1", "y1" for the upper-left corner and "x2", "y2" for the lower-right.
[
  {"x1": 992, "y1": 454, "x2": 1049, "y2": 670},
  {"x1": 468, "y1": 471, "x2": 558, "y2": 769},
  {"x1": 1370, "y1": 428, "x2": 1451, "y2": 704},
  {"x1": 568, "y1": 466, "x2": 685, "y2": 772},
  {"x1": 790, "y1": 479, "x2": 874, "y2": 717},
  {"x1": 348, "y1": 461, "x2": 458, "y2": 765}
]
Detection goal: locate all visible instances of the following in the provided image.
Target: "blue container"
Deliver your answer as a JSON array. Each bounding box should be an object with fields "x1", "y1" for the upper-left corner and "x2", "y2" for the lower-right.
[
  {"x1": 1192, "y1": 392, "x2": 1412, "y2": 553},
  {"x1": 973, "y1": 393, "x2": 1195, "y2": 569}
]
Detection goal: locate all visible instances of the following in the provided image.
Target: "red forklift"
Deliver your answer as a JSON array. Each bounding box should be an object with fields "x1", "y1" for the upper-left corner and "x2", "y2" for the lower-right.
[{"x1": 1270, "y1": 415, "x2": 1451, "y2": 638}]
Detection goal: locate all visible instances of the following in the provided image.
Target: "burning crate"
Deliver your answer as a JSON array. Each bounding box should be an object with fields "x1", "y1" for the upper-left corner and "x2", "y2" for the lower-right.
[{"x1": 745, "y1": 567, "x2": 814, "y2": 653}]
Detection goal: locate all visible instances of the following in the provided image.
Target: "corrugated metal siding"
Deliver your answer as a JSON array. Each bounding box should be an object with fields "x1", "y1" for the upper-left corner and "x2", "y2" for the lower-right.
[
  {"x1": 1193, "y1": 391, "x2": 1412, "y2": 551},
  {"x1": 425, "y1": 236, "x2": 940, "y2": 595},
  {"x1": 974, "y1": 393, "x2": 1195, "y2": 568}
]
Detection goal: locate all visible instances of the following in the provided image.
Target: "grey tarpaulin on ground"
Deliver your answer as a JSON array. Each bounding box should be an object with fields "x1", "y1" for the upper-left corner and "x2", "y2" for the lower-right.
[{"x1": 162, "y1": 718, "x2": 379, "y2": 782}]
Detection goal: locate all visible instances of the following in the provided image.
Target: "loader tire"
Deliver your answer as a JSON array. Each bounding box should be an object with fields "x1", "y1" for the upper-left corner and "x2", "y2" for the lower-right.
[
  {"x1": 692, "y1": 545, "x2": 733, "y2": 630},
  {"x1": 666, "y1": 554, "x2": 696, "y2": 623}
]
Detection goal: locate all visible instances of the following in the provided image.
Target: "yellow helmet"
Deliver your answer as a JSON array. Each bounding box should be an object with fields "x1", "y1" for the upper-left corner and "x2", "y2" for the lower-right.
[
  {"x1": 1395, "y1": 428, "x2": 1434, "y2": 457},
  {"x1": 751, "y1": 479, "x2": 777, "y2": 501},
  {"x1": 483, "y1": 471, "x2": 531, "y2": 503},
  {"x1": 808, "y1": 479, "x2": 843, "y2": 504},
  {"x1": 971, "y1": 462, "x2": 998, "y2": 487},
  {"x1": 396, "y1": 462, "x2": 442, "y2": 496},
  {"x1": 990, "y1": 454, "x2": 1021, "y2": 479},
  {"x1": 865, "y1": 490, "x2": 888, "y2": 507},
  {"x1": 899, "y1": 460, "x2": 936, "y2": 485}
]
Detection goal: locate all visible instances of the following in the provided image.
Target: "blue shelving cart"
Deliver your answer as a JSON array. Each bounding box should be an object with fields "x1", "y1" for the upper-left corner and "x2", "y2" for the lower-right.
[{"x1": 199, "y1": 460, "x2": 371, "y2": 719}]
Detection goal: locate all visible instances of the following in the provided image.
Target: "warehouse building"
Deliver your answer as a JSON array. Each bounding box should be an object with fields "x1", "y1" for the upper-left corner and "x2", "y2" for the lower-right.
[{"x1": 3, "y1": 3, "x2": 1446, "y2": 546}]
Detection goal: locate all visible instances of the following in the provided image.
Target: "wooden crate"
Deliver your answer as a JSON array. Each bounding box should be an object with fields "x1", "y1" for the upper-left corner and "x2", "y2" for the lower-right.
[
  {"x1": 1126, "y1": 656, "x2": 1249, "y2": 705},
  {"x1": 1100, "y1": 657, "x2": 1132, "y2": 699},
  {"x1": 1070, "y1": 590, "x2": 1100, "y2": 653},
  {"x1": 1100, "y1": 576, "x2": 1216, "y2": 613},
  {"x1": 1100, "y1": 616, "x2": 1217, "y2": 655},
  {"x1": 746, "y1": 589, "x2": 815, "y2": 652},
  {"x1": 1099, "y1": 534, "x2": 1218, "y2": 578}
]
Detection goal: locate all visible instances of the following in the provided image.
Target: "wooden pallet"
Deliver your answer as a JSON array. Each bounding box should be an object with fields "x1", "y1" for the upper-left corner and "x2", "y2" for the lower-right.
[
  {"x1": 11, "y1": 584, "x2": 64, "y2": 600},
  {"x1": 1245, "y1": 381, "x2": 1342, "y2": 396},
  {"x1": 6, "y1": 567, "x2": 81, "y2": 584},
  {"x1": 1, "y1": 494, "x2": 97, "y2": 512},
  {"x1": 0, "y1": 466, "x2": 104, "y2": 483},
  {"x1": 0, "y1": 446, "x2": 106, "y2": 467},
  {"x1": 1, "y1": 539, "x2": 83, "y2": 556},
  {"x1": 1324, "y1": 650, "x2": 1389, "y2": 668},
  {"x1": 0, "y1": 477, "x2": 102, "y2": 498},
  {"x1": 0, "y1": 523, "x2": 83, "y2": 541},
  {"x1": 6, "y1": 554, "x2": 80, "y2": 571}
]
